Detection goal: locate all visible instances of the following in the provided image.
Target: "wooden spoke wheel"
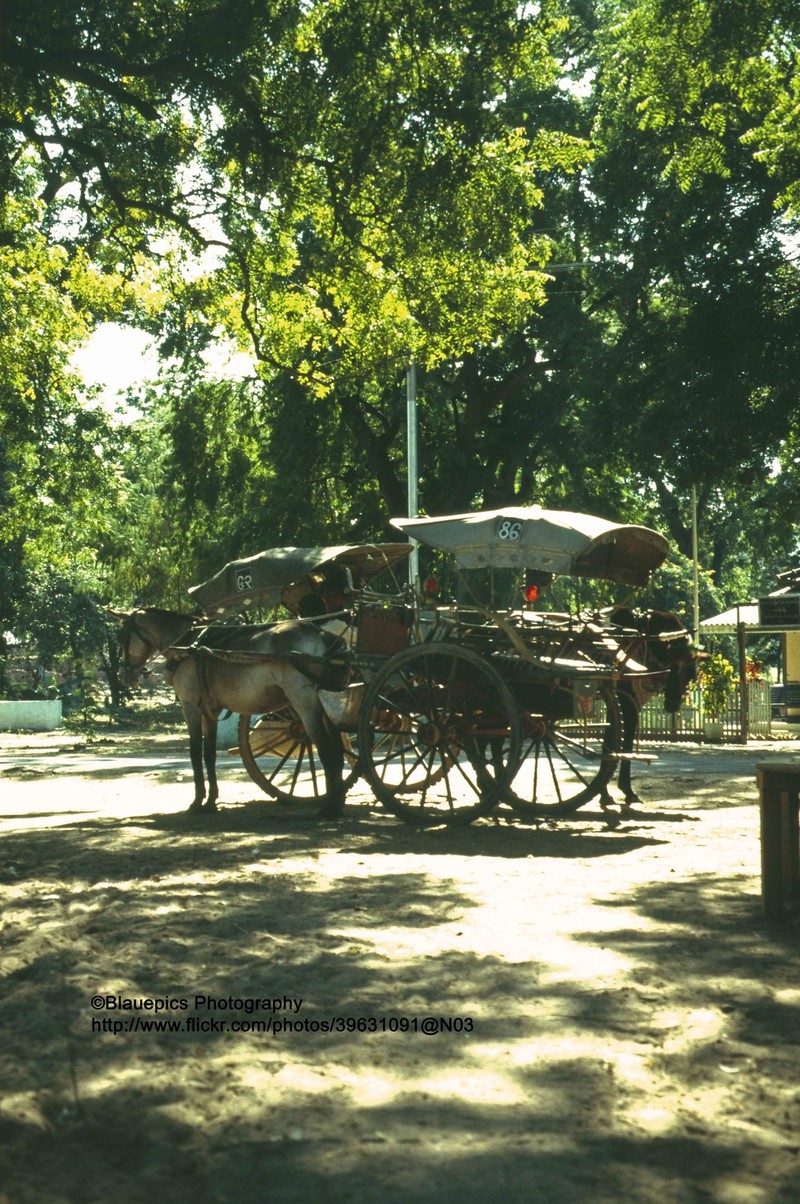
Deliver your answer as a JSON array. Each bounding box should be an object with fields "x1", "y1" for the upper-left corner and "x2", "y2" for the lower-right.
[
  {"x1": 237, "y1": 708, "x2": 358, "y2": 803},
  {"x1": 503, "y1": 680, "x2": 621, "y2": 818},
  {"x1": 356, "y1": 644, "x2": 522, "y2": 826}
]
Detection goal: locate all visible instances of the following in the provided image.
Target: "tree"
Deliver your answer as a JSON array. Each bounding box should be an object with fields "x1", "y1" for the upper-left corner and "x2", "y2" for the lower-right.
[
  {"x1": 578, "y1": 1, "x2": 800, "y2": 589},
  {"x1": 2, "y1": 0, "x2": 588, "y2": 564},
  {"x1": 4, "y1": 0, "x2": 798, "y2": 630},
  {"x1": 592, "y1": 0, "x2": 800, "y2": 210},
  {"x1": 2, "y1": 0, "x2": 585, "y2": 373}
]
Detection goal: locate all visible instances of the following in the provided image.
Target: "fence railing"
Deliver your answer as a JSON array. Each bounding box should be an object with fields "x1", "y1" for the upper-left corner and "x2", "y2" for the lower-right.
[{"x1": 638, "y1": 679, "x2": 771, "y2": 741}]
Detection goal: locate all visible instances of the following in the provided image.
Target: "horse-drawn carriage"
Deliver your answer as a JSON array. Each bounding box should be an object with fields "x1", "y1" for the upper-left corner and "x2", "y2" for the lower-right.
[{"x1": 118, "y1": 507, "x2": 699, "y2": 823}]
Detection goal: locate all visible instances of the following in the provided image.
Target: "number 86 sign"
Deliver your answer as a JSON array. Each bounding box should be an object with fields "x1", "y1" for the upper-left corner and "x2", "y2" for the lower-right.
[{"x1": 495, "y1": 518, "x2": 522, "y2": 542}]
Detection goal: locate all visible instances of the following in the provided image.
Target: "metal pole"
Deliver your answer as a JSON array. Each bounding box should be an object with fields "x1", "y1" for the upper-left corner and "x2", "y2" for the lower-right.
[
  {"x1": 691, "y1": 484, "x2": 700, "y2": 641},
  {"x1": 406, "y1": 359, "x2": 419, "y2": 589},
  {"x1": 738, "y1": 616, "x2": 749, "y2": 744}
]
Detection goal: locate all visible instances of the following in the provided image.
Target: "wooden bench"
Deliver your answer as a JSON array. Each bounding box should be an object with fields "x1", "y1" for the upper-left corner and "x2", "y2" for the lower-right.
[{"x1": 757, "y1": 763, "x2": 800, "y2": 919}]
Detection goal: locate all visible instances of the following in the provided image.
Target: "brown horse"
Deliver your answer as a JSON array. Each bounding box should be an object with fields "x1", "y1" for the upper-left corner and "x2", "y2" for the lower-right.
[
  {"x1": 605, "y1": 606, "x2": 704, "y2": 806},
  {"x1": 115, "y1": 608, "x2": 347, "y2": 817}
]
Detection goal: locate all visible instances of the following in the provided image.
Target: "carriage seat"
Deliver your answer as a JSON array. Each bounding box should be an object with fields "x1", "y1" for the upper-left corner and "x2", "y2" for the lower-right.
[{"x1": 356, "y1": 604, "x2": 413, "y2": 656}]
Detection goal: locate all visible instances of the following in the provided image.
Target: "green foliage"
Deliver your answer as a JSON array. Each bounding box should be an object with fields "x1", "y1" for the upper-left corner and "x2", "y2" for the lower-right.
[
  {"x1": 0, "y1": 559, "x2": 121, "y2": 710},
  {"x1": 698, "y1": 651, "x2": 737, "y2": 720},
  {"x1": 2, "y1": 0, "x2": 800, "y2": 635},
  {"x1": 2, "y1": 0, "x2": 586, "y2": 386},
  {"x1": 595, "y1": 0, "x2": 800, "y2": 213}
]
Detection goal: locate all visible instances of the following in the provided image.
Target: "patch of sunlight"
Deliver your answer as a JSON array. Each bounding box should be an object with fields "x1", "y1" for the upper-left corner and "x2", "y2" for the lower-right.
[
  {"x1": 409, "y1": 1068, "x2": 528, "y2": 1106},
  {"x1": 81, "y1": 1065, "x2": 158, "y2": 1097},
  {"x1": 329, "y1": 925, "x2": 448, "y2": 959},
  {"x1": 270, "y1": 1062, "x2": 398, "y2": 1107},
  {"x1": 331, "y1": 922, "x2": 634, "y2": 979},
  {"x1": 0, "y1": 1092, "x2": 50, "y2": 1129},
  {"x1": 626, "y1": 1103, "x2": 680, "y2": 1134},
  {"x1": 263, "y1": 1059, "x2": 527, "y2": 1109},
  {"x1": 773, "y1": 987, "x2": 800, "y2": 1006},
  {"x1": 658, "y1": 1007, "x2": 727, "y2": 1053},
  {"x1": 271, "y1": 1064, "x2": 339, "y2": 1095},
  {"x1": 534, "y1": 935, "x2": 634, "y2": 984},
  {"x1": 239, "y1": 1065, "x2": 283, "y2": 1091},
  {"x1": 711, "y1": 1181, "x2": 771, "y2": 1204},
  {"x1": 606, "y1": 1048, "x2": 663, "y2": 1092}
]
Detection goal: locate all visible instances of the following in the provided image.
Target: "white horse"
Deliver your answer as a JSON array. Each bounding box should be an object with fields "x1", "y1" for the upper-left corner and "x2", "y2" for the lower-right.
[{"x1": 115, "y1": 608, "x2": 348, "y2": 816}]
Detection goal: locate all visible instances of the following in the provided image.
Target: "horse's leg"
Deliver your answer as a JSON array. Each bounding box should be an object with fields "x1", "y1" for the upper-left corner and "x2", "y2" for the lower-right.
[
  {"x1": 276, "y1": 672, "x2": 347, "y2": 818},
  {"x1": 295, "y1": 696, "x2": 345, "y2": 817},
  {"x1": 182, "y1": 700, "x2": 207, "y2": 813},
  {"x1": 316, "y1": 716, "x2": 346, "y2": 818},
  {"x1": 202, "y1": 711, "x2": 220, "y2": 812},
  {"x1": 616, "y1": 689, "x2": 642, "y2": 808}
]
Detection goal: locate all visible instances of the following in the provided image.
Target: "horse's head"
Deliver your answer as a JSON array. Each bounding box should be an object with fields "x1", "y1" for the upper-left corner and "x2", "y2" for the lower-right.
[
  {"x1": 663, "y1": 644, "x2": 702, "y2": 712},
  {"x1": 609, "y1": 606, "x2": 704, "y2": 713},
  {"x1": 110, "y1": 609, "x2": 159, "y2": 688},
  {"x1": 110, "y1": 607, "x2": 196, "y2": 688}
]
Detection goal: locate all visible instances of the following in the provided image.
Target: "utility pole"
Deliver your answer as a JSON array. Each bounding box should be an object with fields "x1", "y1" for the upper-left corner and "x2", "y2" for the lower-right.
[
  {"x1": 406, "y1": 359, "x2": 419, "y2": 590},
  {"x1": 691, "y1": 484, "x2": 700, "y2": 641}
]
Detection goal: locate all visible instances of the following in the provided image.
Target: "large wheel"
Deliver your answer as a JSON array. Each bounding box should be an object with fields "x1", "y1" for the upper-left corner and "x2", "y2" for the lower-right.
[
  {"x1": 237, "y1": 708, "x2": 358, "y2": 803},
  {"x1": 356, "y1": 644, "x2": 522, "y2": 826},
  {"x1": 503, "y1": 679, "x2": 621, "y2": 818}
]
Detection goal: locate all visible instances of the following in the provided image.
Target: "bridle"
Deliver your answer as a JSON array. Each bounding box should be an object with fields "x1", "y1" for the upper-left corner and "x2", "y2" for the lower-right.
[
  {"x1": 118, "y1": 611, "x2": 197, "y2": 684},
  {"x1": 612, "y1": 607, "x2": 698, "y2": 711},
  {"x1": 119, "y1": 612, "x2": 156, "y2": 684}
]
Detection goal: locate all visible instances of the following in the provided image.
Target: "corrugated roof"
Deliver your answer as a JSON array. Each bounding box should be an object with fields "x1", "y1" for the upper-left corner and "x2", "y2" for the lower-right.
[{"x1": 699, "y1": 604, "x2": 759, "y2": 632}]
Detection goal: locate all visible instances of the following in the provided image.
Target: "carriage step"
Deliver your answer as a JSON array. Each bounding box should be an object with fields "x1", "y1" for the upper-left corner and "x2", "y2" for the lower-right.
[{"x1": 616, "y1": 752, "x2": 658, "y2": 762}]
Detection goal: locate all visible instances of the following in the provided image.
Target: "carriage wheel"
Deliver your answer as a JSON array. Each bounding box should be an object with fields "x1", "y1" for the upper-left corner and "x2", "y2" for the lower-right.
[
  {"x1": 237, "y1": 708, "x2": 358, "y2": 803},
  {"x1": 356, "y1": 644, "x2": 522, "y2": 826},
  {"x1": 503, "y1": 681, "x2": 621, "y2": 818}
]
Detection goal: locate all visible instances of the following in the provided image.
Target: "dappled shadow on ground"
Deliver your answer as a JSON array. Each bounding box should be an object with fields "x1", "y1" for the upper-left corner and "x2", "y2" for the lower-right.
[
  {"x1": 0, "y1": 803, "x2": 667, "y2": 884},
  {"x1": 574, "y1": 873, "x2": 800, "y2": 1036},
  {"x1": 1, "y1": 852, "x2": 781, "y2": 1204},
  {"x1": 0, "y1": 1100, "x2": 759, "y2": 1204},
  {"x1": 2, "y1": 766, "x2": 799, "y2": 1203},
  {"x1": 582, "y1": 872, "x2": 800, "y2": 971}
]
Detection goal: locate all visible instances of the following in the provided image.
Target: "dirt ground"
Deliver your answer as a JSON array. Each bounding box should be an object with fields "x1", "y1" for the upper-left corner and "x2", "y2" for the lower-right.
[{"x1": 1, "y1": 724, "x2": 800, "y2": 1204}]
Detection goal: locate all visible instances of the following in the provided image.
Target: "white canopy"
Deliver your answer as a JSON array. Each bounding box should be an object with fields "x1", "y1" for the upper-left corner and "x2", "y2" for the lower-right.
[{"x1": 392, "y1": 506, "x2": 669, "y2": 587}]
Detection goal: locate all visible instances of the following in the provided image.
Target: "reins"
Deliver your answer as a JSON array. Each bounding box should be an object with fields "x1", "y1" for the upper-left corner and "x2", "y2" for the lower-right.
[
  {"x1": 121, "y1": 611, "x2": 198, "y2": 677},
  {"x1": 122, "y1": 610, "x2": 353, "y2": 678}
]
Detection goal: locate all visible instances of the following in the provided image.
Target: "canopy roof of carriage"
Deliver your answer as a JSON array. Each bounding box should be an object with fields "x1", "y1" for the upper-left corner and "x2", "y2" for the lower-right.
[
  {"x1": 392, "y1": 505, "x2": 670, "y2": 587},
  {"x1": 188, "y1": 543, "x2": 412, "y2": 616}
]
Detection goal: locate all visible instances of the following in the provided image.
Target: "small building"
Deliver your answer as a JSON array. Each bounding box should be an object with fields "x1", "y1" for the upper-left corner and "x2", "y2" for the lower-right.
[{"x1": 699, "y1": 568, "x2": 800, "y2": 724}]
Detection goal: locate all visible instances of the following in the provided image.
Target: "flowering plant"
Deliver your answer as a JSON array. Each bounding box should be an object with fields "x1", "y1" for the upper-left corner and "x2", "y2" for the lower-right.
[
  {"x1": 745, "y1": 657, "x2": 764, "y2": 682},
  {"x1": 699, "y1": 653, "x2": 737, "y2": 721}
]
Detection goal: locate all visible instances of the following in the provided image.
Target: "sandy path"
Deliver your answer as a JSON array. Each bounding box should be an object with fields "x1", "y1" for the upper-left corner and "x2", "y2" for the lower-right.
[{"x1": 1, "y1": 732, "x2": 799, "y2": 1203}]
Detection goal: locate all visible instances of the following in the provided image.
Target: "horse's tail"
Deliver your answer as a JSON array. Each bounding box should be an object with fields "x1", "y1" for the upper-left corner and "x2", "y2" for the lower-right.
[
  {"x1": 193, "y1": 647, "x2": 219, "y2": 724},
  {"x1": 289, "y1": 651, "x2": 349, "y2": 691}
]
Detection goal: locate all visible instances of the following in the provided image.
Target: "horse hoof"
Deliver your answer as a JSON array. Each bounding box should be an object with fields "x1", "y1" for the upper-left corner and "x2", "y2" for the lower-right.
[
  {"x1": 188, "y1": 801, "x2": 206, "y2": 815},
  {"x1": 204, "y1": 800, "x2": 219, "y2": 814},
  {"x1": 318, "y1": 803, "x2": 345, "y2": 820}
]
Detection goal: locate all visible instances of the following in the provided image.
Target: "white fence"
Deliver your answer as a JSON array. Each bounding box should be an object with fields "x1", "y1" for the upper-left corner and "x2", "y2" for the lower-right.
[{"x1": 638, "y1": 679, "x2": 771, "y2": 741}]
